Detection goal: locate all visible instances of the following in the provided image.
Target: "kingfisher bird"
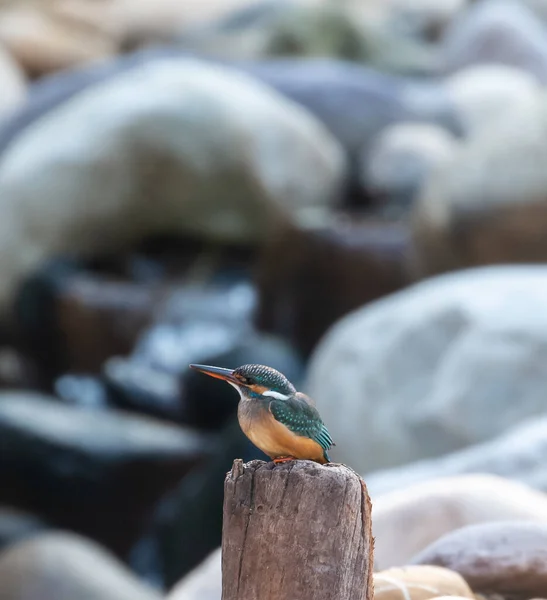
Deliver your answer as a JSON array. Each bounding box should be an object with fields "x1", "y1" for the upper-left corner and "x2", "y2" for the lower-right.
[{"x1": 189, "y1": 363, "x2": 335, "y2": 464}]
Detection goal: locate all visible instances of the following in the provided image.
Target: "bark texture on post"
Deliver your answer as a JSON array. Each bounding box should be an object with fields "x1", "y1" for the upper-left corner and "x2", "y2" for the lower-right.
[{"x1": 222, "y1": 459, "x2": 373, "y2": 600}]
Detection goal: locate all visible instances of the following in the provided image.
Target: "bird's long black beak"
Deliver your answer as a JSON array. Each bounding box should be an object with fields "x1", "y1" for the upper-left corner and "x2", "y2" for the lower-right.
[{"x1": 189, "y1": 364, "x2": 239, "y2": 385}]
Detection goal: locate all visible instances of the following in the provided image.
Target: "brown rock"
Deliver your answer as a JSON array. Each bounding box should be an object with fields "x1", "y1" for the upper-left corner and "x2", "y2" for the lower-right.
[
  {"x1": 373, "y1": 474, "x2": 547, "y2": 571},
  {"x1": 51, "y1": 273, "x2": 157, "y2": 373},
  {"x1": 0, "y1": 532, "x2": 161, "y2": 600},
  {"x1": 0, "y1": 1, "x2": 120, "y2": 76},
  {"x1": 374, "y1": 565, "x2": 474, "y2": 600},
  {"x1": 255, "y1": 216, "x2": 410, "y2": 357},
  {"x1": 411, "y1": 522, "x2": 547, "y2": 596}
]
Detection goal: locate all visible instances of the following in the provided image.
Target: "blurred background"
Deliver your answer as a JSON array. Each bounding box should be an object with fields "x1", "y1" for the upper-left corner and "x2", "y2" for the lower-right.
[{"x1": 2, "y1": 0, "x2": 547, "y2": 598}]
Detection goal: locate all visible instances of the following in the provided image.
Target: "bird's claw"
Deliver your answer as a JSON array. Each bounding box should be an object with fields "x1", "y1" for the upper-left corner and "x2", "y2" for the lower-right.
[{"x1": 273, "y1": 456, "x2": 296, "y2": 464}]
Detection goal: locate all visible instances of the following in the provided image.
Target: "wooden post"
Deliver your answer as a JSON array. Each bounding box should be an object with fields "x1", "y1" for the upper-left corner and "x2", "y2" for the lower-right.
[{"x1": 221, "y1": 459, "x2": 374, "y2": 600}]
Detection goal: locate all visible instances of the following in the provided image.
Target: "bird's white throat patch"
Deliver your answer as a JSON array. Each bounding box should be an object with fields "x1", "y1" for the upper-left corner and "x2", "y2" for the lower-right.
[{"x1": 262, "y1": 390, "x2": 289, "y2": 400}]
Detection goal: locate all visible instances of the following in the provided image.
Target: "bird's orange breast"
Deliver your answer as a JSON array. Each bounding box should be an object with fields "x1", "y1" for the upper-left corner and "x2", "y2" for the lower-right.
[{"x1": 238, "y1": 400, "x2": 326, "y2": 463}]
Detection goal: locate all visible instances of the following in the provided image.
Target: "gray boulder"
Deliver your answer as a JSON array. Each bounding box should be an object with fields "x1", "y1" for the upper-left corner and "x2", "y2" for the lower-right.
[
  {"x1": 361, "y1": 122, "x2": 458, "y2": 213},
  {"x1": 411, "y1": 90, "x2": 547, "y2": 277},
  {"x1": 306, "y1": 265, "x2": 547, "y2": 473},
  {"x1": 0, "y1": 533, "x2": 161, "y2": 600},
  {"x1": 440, "y1": 0, "x2": 547, "y2": 82},
  {"x1": 0, "y1": 57, "x2": 345, "y2": 314},
  {"x1": 366, "y1": 416, "x2": 547, "y2": 497}
]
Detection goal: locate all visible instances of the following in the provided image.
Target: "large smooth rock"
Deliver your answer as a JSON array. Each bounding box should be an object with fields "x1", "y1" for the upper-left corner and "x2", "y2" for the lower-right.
[
  {"x1": 373, "y1": 474, "x2": 547, "y2": 570},
  {"x1": 411, "y1": 91, "x2": 547, "y2": 277},
  {"x1": 366, "y1": 416, "x2": 547, "y2": 497},
  {"x1": 411, "y1": 522, "x2": 547, "y2": 596},
  {"x1": 306, "y1": 266, "x2": 547, "y2": 473},
  {"x1": 0, "y1": 392, "x2": 208, "y2": 556},
  {"x1": 444, "y1": 64, "x2": 541, "y2": 135},
  {"x1": 0, "y1": 533, "x2": 161, "y2": 600},
  {"x1": 0, "y1": 57, "x2": 345, "y2": 315},
  {"x1": 0, "y1": 51, "x2": 461, "y2": 190},
  {"x1": 440, "y1": 0, "x2": 547, "y2": 82}
]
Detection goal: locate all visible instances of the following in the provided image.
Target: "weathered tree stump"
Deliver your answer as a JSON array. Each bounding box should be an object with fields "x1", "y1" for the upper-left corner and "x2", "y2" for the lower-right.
[{"x1": 222, "y1": 459, "x2": 374, "y2": 600}]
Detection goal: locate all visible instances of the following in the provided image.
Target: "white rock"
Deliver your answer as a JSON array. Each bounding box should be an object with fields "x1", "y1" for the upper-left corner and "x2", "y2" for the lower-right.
[
  {"x1": 0, "y1": 57, "x2": 345, "y2": 314},
  {"x1": 366, "y1": 416, "x2": 547, "y2": 497},
  {"x1": 362, "y1": 122, "x2": 457, "y2": 205},
  {"x1": 372, "y1": 474, "x2": 547, "y2": 570},
  {"x1": 411, "y1": 90, "x2": 547, "y2": 276},
  {"x1": 445, "y1": 64, "x2": 541, "y2": 135},
  {"x1": 0, "y1": 45, "x2": 25, "y2": 122},
  {"x1": 306, "y1": 265, "x2": 547, "y2": 473}
]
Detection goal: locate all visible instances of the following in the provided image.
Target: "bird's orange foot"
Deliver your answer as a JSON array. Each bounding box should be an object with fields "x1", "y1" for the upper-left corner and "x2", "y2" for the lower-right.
[{"x1": 273, "y1": 456, "x2": 296, "y2": 464}]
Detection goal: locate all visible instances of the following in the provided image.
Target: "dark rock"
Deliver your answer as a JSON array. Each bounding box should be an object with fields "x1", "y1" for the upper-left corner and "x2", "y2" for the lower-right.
[
  {"x1": 0, "y1": 347, "x2": 41, "y2": 390},
  {"x1": 256, "y1": 217, "x2": 410, "y2": 357},
  {"x1": 132, "y1": 416, "x2": 266, "y2": 588},
  {"x1": 107, "y1": 276, "x2": 303, "y2": 429},
  {"x1": 14, "y1": 259, "x2": 157, "y2": 381},
  {"x1": 0, "y1": 506, "x2": 47, "y2": 552},
  {"x1": 0, "y1": 392, "x2": 209, "y2": 557},
  {"x1": 0, "y1": 532, "x2": 161, "y2": 600},
  {"x1": 102, "y1": 359, "x2": 182, "y2": 420},
  {"x1": 411, "y1": 522, "x2": 547, "y2": 597}
]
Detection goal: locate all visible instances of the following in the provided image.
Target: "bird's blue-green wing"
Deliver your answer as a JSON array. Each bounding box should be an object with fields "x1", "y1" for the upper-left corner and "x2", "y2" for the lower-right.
[{"x1": 269, "y1": 394, "x2": 335, "y2": 455}]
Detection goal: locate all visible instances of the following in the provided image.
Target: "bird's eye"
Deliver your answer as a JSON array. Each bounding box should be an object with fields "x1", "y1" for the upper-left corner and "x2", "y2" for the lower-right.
[{"x1": 236, "y1": 374, "x2": 253, "y2": 385}]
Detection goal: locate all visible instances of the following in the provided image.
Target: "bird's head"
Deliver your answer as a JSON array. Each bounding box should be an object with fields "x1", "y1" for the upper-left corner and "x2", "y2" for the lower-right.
[{"x1": 189, "y1": 363, "x2": 296, "y2": 401}]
